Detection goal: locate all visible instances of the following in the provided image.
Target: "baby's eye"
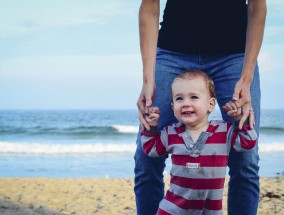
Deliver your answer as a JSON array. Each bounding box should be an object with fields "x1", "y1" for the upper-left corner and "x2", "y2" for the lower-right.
[
  {"x1": 175, "y1": 97, "x2": 183, "y2": 101},
  {"x1": 191, "y1": 96, "x2": 198, "y2": 99}
]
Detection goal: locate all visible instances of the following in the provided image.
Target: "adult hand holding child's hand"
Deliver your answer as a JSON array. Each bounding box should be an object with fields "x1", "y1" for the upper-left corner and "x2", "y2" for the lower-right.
[
  {"x1": 145, "y1": 107, "x2": 160, "y2": 127},
  {"x1": 222, "y1": 100, "x2": 255, "y2": 129}
]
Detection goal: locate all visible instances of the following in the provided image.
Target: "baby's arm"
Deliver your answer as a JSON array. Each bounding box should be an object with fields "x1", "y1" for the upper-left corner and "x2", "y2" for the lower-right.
[
  {"x1": 228, "y1": 124, "x2": 258, "y2": 152},
  {"x1": 141, "y1": 106, "x2": 169, "y2": 157},
  {"x1": 223, "y1": 101, "x2": 257, "y2": 152}
]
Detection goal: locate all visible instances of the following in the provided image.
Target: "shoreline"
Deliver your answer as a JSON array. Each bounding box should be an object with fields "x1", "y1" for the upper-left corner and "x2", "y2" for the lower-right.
[{"x1": 0, "y1": 177, "x2": 283, "y2": 215}]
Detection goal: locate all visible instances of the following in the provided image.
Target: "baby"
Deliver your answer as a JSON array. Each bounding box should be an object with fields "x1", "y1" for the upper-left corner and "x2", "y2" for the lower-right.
[{"x1": 141, "y1": 69, "x2": 257, "y2": 215}]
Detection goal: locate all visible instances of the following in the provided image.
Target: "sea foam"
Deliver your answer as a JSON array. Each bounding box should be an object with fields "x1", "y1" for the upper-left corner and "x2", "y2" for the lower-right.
[
  {"x1": 0, "y1": 141, "x2": 284, "y2": 154},
  {"x1": 0, "y1": 141, "x2": 136, "y2": 154},
  {"x1": 112, "y1": 125, "x2": 139, "y2": 133}
]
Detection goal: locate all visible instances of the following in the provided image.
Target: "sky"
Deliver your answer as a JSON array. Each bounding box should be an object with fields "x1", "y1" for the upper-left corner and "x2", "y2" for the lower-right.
[{"x1": 0, "y1": 0, "x2": 283, "y2": 110}]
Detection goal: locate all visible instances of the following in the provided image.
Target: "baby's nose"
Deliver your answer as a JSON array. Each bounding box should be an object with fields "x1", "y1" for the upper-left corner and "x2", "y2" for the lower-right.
[{"x1": 182, "y1": 99, "x2": 191, "y2": 107}]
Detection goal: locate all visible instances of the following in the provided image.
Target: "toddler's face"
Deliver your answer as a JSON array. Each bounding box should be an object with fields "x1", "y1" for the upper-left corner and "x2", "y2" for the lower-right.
[{"x1": 171, "y1": 77, "x2": 215, "y2": 127}]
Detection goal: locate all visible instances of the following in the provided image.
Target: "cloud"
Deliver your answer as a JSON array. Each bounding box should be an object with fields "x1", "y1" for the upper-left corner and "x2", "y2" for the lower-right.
[
  {"x1": 0, "y1": 54, "x2": 142, "y2": 86},
  {"x1": 258, "y1": 51, "x2": 271, "y2": 72},
  {"x1": 258, "y1": 48, "x2": 284, "y2": 74},
  {"x1": 0, "y1": 53, "x2": 142, "y2": 109},
  {"x1": 0, "y1": 1, "x2": 138, "y2": 38},
  {"x1": 269, "y1": 0, "x2": 284, "y2": 11},
  {"x1": 265, "y1": 26, "x2": 284, "y2": 37}
]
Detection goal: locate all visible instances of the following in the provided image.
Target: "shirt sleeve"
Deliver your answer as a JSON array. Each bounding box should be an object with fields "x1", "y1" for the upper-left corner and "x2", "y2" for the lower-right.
[
  {"x1": 227, "y1": 123, "x2": 258, "y2": 152},
  {"x1": 140, "y1": 126, "x2": 169, "y2": 157}
]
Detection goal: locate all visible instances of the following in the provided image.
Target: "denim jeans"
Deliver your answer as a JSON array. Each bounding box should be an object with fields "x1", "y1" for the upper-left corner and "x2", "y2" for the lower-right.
[{"x1": 134, "y1": 48, "x2": 260, "y2": 215}]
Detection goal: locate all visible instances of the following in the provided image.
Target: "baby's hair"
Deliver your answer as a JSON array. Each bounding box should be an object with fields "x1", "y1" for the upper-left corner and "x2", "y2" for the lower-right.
[{"x1": 172, "y1": 69, "x2": 216, "y2": 98}]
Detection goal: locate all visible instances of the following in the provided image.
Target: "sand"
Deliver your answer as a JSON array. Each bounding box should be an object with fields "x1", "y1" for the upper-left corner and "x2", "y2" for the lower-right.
[{"x1": 0, "y1": 177, "x2": 283, "y2": 215}]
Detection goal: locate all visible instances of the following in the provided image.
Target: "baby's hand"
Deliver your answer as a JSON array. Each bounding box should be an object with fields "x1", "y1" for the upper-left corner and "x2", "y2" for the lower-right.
[
  {"x1": 222, "y1": 101, "x2": 242, "y2": 122},
  {"x1": 145, "y1": 107, "x2": 160, "y2": 127}
]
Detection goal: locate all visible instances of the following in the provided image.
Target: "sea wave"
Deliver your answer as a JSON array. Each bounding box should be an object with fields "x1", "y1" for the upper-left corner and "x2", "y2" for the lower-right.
[
  {"x1": 1, "y1": 124, "x2": 283, "y2": 137},
  {"x1": 112, "y1": 125, "x2": 139, "y2": 133},
  {"x1": 0, "y1": 141, "x2": 136, "y2": 154},
  {"x1": 0, "y1": 125, "x2": 139, "y2": 137},
  {"x1": 260, "y1": 127, "x2": 284, "y2": 135},
  {"x1": 0, "y1": 141, "x2": 284, "y2": 154},
  {"x1": 258, "y1": 142, "x2": 284, "y2": 153}
]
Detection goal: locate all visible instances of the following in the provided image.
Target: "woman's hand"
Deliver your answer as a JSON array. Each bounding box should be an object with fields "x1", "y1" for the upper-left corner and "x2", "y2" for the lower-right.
[
  {"x1": 137, "y1": 81, "x2": 155, "y2": 131},
  {"x1": 222, "y1": 100, "x2": 255, "y2": 129},
  {"x1": 231, "y1": 79, "x2": 255, "y2": 129}
]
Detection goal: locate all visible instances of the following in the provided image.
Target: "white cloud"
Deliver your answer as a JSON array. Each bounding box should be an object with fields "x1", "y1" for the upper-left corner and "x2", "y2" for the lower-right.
[
  {"x1": 0, "y1": 1, "x2": 138, "y2": 38},
  {"x1": 258, "y1": 51, "x2": 273, "y2": 72},
  {"x1": 0, "y1": 54, "x2": 141, "y2": 82},
  {"x1": 269, "y1": 0, "x2": 284, "y2": 11},
  {"x1": 0, "y1": 54, "x2": 142, "y2": 109},
  {"x1": 265, "y1": 26, "x2": 284, "y2": 37}
]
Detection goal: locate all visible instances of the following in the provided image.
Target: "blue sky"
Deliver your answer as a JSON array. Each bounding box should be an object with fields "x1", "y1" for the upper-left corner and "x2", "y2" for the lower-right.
[{"x1": 0, "y1": 0, "x2": 283, "y2": 110}]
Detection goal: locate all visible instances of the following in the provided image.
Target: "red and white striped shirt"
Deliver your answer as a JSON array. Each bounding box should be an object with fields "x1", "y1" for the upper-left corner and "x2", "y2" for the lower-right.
[{"x1": 141, "y1": 120, "x2": 257, "y2": 215}]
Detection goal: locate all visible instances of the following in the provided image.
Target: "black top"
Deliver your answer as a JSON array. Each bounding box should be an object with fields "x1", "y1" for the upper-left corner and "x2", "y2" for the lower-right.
[{"x1": 158, "y1": 0, "x2": 248, "y2": 55}]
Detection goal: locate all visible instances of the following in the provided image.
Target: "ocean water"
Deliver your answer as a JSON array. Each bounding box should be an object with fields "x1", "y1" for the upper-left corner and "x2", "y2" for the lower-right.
[{"x1": 0, "y1": 109, "x2": 283, "y2": 178}]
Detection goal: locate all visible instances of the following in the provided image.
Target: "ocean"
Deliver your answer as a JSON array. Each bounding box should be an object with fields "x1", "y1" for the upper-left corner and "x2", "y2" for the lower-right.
[{"x1": 0, "y1": 109, "x2": 283, "y2": 178}]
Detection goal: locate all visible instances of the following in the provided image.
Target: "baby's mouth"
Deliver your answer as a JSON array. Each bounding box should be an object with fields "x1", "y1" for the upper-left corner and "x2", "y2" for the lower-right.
[{"x1": 182, "y1": 111, "x2": 194, "y2": 115}]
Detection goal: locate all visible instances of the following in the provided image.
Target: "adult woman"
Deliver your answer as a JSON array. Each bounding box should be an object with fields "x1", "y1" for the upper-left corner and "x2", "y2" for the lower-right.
[{"x1": 134, "y1": 0, "x2": 266, "y2": 214}]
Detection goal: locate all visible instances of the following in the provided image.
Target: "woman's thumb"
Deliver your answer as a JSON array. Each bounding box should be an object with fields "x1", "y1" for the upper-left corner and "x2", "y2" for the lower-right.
[
  {"x1": 232, "y1": 91, "x2": 240, "y2": 102},
  {"x1": 145, "y1": 98, "x2": 152, "y2": 107}
]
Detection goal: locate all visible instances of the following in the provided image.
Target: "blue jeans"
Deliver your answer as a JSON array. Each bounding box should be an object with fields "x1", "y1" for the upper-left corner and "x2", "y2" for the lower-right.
[{"x1": 134, "y1": 48, "x2": 260, "y2": 215}]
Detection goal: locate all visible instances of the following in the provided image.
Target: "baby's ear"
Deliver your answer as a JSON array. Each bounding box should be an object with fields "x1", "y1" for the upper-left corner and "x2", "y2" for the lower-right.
[
  {"x1": 208, "y1": 98, "x2": 216, "y2": 113},
  {"x1": 171, "y1": 103, "x2": 174, "y2": 110}
]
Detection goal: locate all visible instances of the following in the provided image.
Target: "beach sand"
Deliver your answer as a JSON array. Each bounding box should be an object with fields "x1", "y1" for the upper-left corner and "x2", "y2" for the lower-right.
[{"x1": 0, "y1": 177, "x2": 283, "y2": 215}]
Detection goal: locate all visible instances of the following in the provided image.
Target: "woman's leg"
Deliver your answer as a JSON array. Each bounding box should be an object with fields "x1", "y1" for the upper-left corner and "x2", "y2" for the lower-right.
[
  {"x1": 204, "y1": 53, "x2": 260, "y2": 215},
  {"x1": 134, "y1": 48, "x2": 200, "y2": 215}
]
